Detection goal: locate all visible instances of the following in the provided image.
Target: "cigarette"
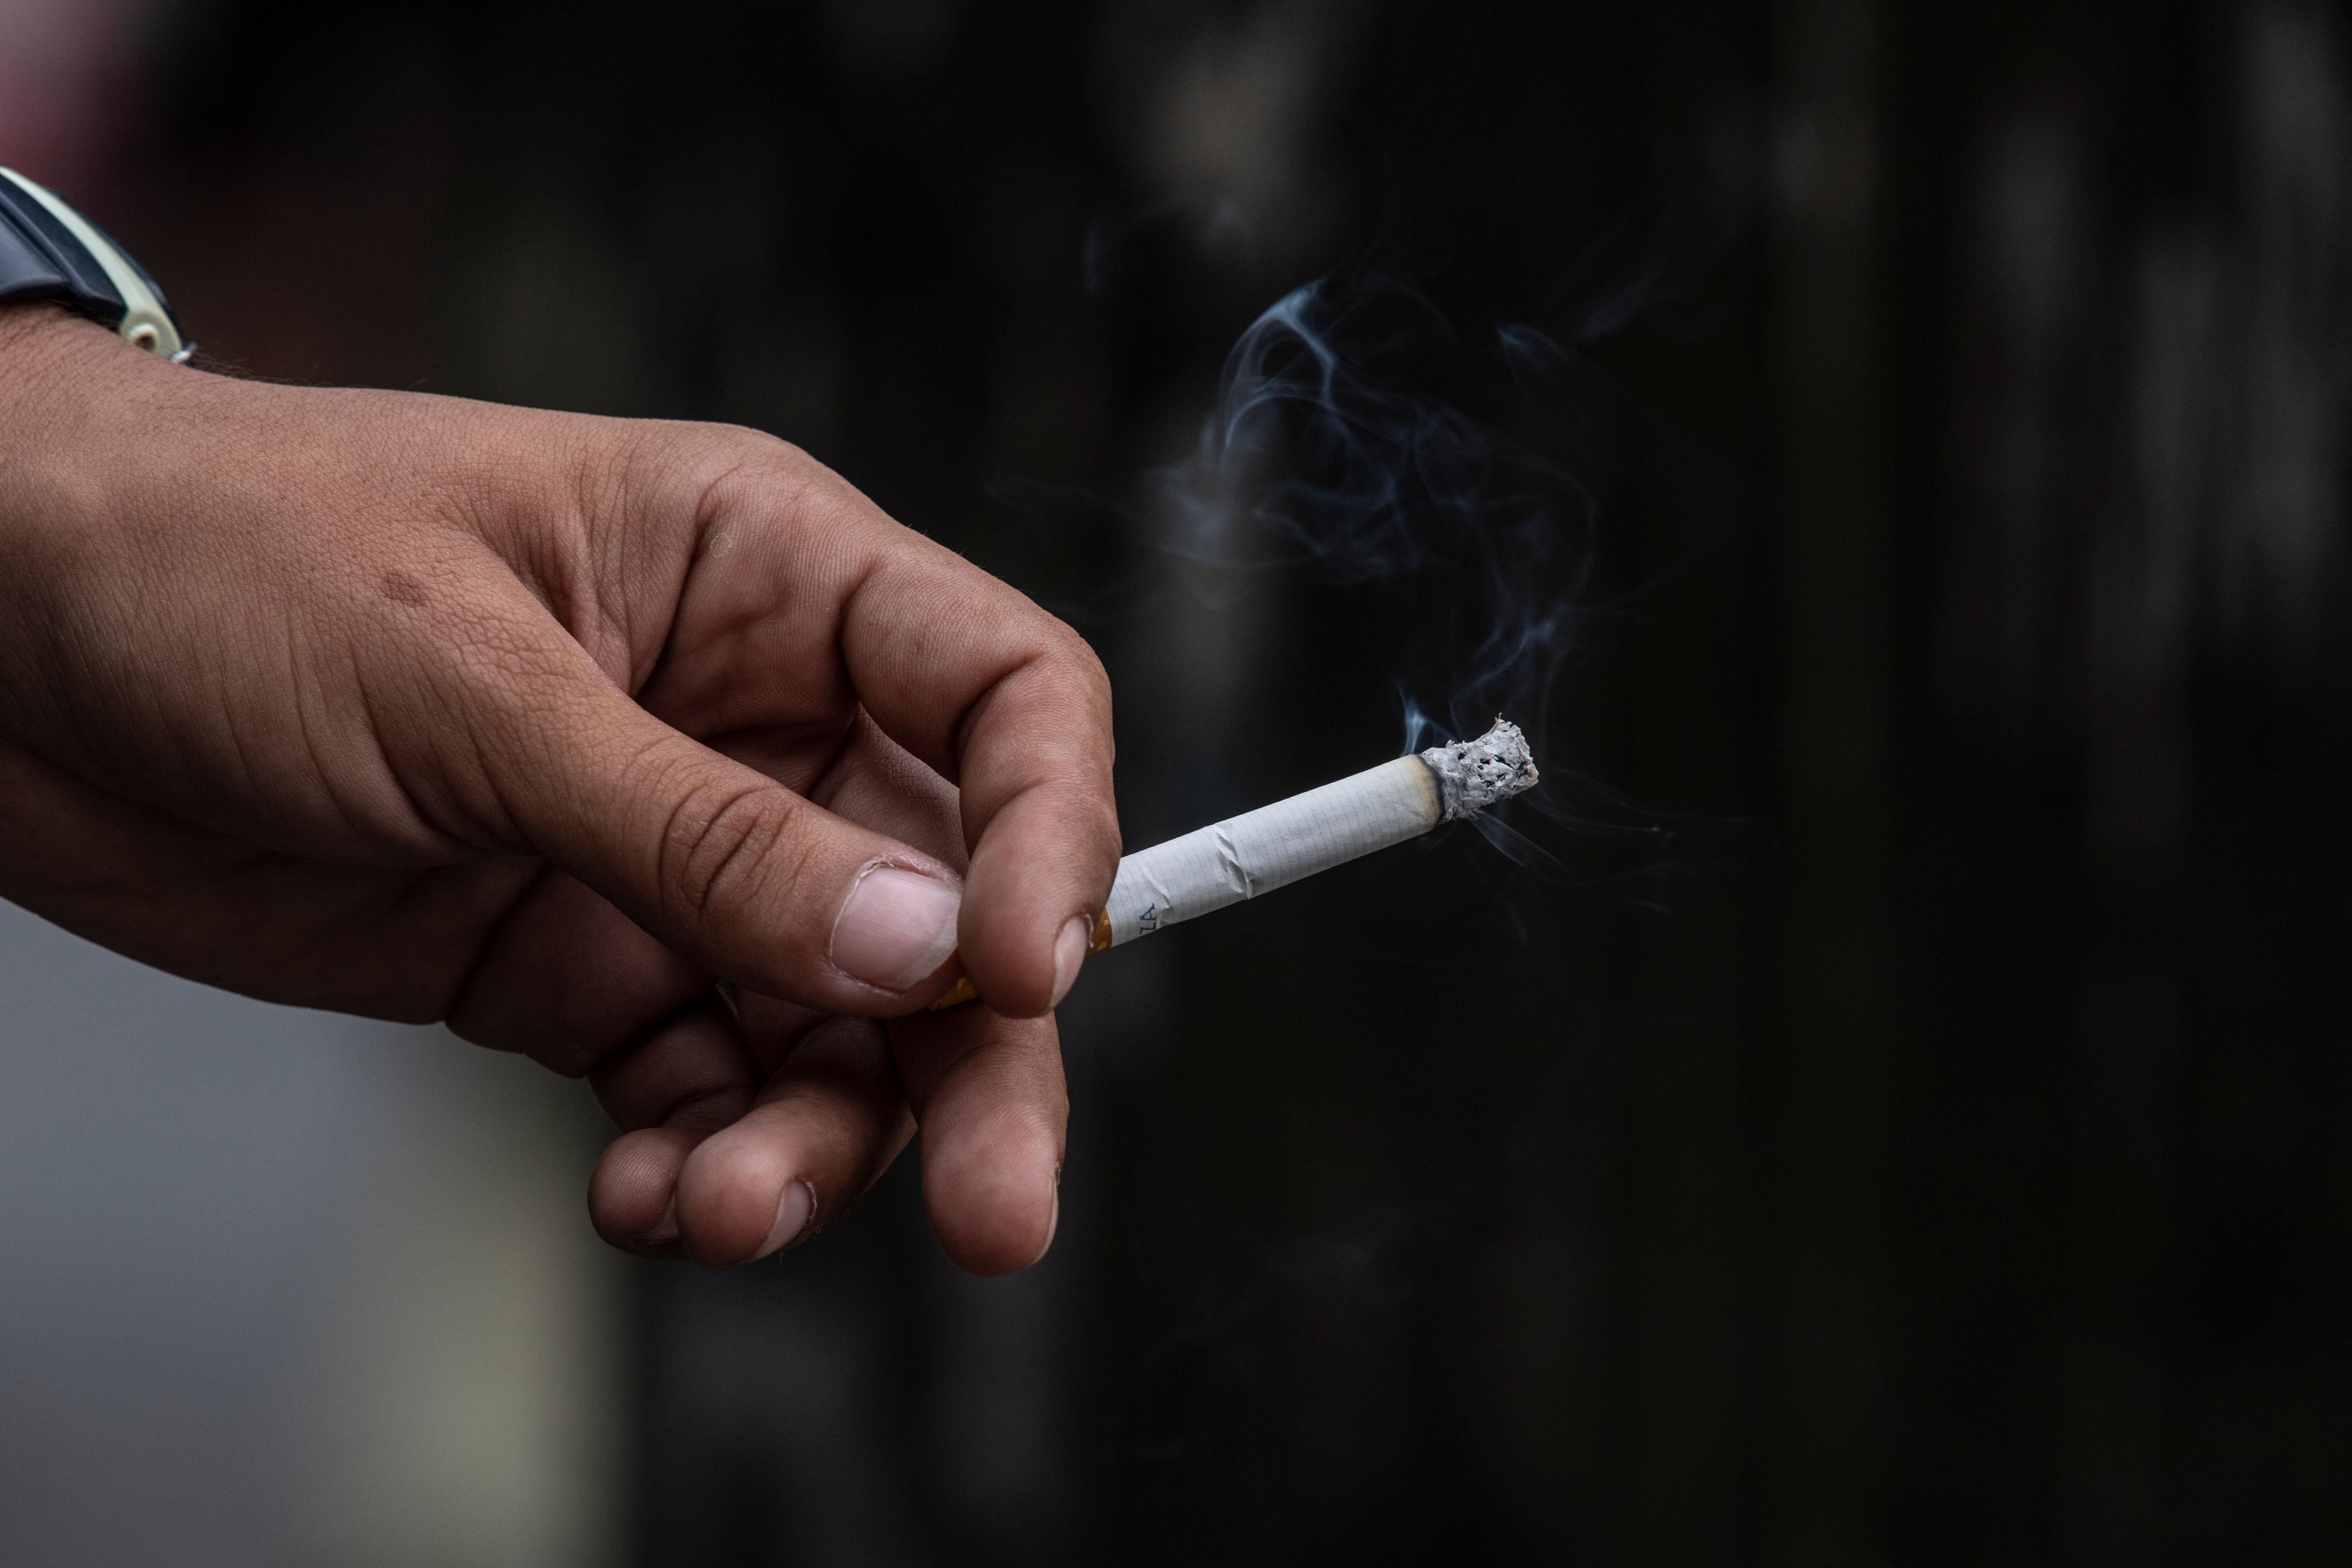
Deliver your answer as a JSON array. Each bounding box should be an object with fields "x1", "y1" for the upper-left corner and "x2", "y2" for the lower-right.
[{"x1": 927, "y1": 718, "x2": 1538, "y2": 1009}]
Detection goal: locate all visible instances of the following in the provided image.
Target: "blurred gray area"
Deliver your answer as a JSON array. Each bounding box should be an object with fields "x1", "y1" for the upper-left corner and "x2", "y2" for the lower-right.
[{"x1": 0, "y1": 901, "x2": 623, "y2": 1568}]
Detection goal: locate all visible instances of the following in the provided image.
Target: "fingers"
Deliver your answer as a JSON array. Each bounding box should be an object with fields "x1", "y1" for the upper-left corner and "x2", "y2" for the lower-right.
[
  {"x1": 586, "y1": 1001, "x2": 760, "y2": 1258},
  {"x1": 446, "y1": 866, "x2": 709, "y2": 1074},
  {"x1": 671, "y1": 1008, "x2": 913, "y2": 1267},
  {"x1": 588, "y1": 996, "x2": 913, "y2": 1266},
  {"x1": 472, "y1": 640, "x2": 970, "y2": 1014},
  {"x1": 888, "y1": 1004, "x2": 1068, "y2": 1276},
  {"x1": 808, "y1": 719, "x2": 1072, "y2": 1274},
  {"x1": 586, "y1": 1127, "x2": 697, "y2": 1258},
  {"x1": 840, "y1": 556, "x2": 1118, "y2": 1016},
  {"x1": 580, "y1": 970, "x2": 1067, "y2": 1274},
  {"x1": 795, "y1": 710, "x2": 968, "y2": 869},
  {"x1": 450, "y1": 708, "x2": 962, "y2": 1073},
  {"x1": 575, "y1": 717, "x2": 1067, "y2": 1273},
  {"x1": 636, "y1": 438, "x2": 1121, "y2": 1017}
]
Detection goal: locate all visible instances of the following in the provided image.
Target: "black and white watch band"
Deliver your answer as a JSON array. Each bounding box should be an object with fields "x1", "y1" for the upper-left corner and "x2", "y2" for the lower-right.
[{"x1": 0, "y1": 166, "x2": 188, "y2": 361}]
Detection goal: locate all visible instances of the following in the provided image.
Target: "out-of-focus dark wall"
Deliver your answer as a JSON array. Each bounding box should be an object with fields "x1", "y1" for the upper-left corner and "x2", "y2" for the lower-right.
[
  {"x1": 17, "y1": 0, "x2": 2349, "y2": 1563},
  {"x1": 1884, "y1": 5, "x2": 2352, "y2": 1561}
]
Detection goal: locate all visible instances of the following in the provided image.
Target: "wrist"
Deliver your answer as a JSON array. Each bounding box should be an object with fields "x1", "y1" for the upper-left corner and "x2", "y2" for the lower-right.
[
  {"x1": 0, "y1": 300, "x2": 73, "y2": 383},
  {"x1": 0, "y1": 305, "x2": 150, "y2": 729},
  {"x1": 0, "y1": 302, "x2": 132, "y2": 430}
]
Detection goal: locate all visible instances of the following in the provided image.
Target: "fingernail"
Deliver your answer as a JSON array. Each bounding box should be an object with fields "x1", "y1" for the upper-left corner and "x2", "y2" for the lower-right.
[
  {"x1": 643, "y1": 1195, "x2": 679, "y2": 1245},
  {"x1": 754, "y1": 1179, "x2": 816, "y2": 1260},
  {"x1": 831, "y1": 866, "x2": 961, "y2": 990},
  {"x1": 1049, "y1": 915, "x2": 1091, "y2": 1007}
]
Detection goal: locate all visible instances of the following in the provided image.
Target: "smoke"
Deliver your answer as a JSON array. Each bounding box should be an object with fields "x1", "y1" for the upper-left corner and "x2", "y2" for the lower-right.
[{"x1": 1152, "y1": 275, "x2": 1693, "y2": 874}]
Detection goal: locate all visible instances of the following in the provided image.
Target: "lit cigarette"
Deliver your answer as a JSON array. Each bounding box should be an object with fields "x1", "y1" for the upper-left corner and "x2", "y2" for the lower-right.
[{"x1": 929, "y1": 718, "x2": 1538, "y2": 1009}]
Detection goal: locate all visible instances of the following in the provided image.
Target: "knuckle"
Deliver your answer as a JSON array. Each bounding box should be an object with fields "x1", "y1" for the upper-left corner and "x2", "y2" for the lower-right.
[
  {"x1": 1026, "y1": 615, "x2": 1109, "y2": 693},
  {"x1": 679, "y1": 422, "x2": 809, "y2": 493},
  {"x1": 1061, "y1": 629, "x2": 1113, "y2": 700},
  {"x1": 613, "y1": 419, "x2": 806, "y2": 517},
  {"x1": 1036, "y1": 636, "x2": 1116, "y2": 737},
  {"x1": 653, "y1": 772, "x2": 811, "y2": 928}
]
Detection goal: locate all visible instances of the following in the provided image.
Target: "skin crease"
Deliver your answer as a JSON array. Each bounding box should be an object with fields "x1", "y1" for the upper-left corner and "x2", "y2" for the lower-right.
[{"x1": 0, "y1": 305, "x2": 1118, "y2": 1275}]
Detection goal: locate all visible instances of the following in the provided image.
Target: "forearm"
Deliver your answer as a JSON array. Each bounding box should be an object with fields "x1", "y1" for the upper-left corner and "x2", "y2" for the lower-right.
[{"x1": 0, "y1": 306, "x2": 127, "y2": 759}]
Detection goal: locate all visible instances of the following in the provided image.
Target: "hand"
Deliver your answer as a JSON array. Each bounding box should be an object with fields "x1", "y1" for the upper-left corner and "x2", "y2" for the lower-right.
[{"x1": 0, "y1": 307, "x2": 1120, "y2": 1274}]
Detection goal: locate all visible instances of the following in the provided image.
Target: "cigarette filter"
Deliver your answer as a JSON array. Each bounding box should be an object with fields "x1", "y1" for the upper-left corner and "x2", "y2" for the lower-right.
[{"x1": 928, "y1": 719, "x2": 1538, "y2": 1009}]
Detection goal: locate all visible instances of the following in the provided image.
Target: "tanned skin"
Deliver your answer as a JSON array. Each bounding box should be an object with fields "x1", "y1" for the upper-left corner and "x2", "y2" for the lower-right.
[{"x1": 0, "y1": 305, "x2": 1121, "y2": 1274}]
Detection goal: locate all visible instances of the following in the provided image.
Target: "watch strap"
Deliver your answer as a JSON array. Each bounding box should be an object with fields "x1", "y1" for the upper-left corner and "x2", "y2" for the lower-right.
[{"x1": 0, "y1": 167, "x2": 187, "y2": 360}]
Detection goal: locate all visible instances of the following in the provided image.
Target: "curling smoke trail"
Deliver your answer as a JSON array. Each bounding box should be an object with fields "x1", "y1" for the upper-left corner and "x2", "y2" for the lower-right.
[{"x1": 1154, "y1": 276, "x2": 1659, "y2": 870}]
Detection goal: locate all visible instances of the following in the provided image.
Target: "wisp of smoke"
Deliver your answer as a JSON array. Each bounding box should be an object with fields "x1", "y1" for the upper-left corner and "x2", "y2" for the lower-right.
[{"x1": 1154, "y1": 276, "x2": 1666, "y2": 872}]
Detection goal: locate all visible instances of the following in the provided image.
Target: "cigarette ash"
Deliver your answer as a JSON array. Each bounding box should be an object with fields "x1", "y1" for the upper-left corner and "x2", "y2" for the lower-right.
[
  {"x1": 1134, "y1": 273, "x2": 1738, "y2": 885},
  {"x1": 1154, "y1": 282, "x2": 1586, "y2": 823},
  {"x1": 1421, "y1": 719, "x2": 1540, "y2": 821}
]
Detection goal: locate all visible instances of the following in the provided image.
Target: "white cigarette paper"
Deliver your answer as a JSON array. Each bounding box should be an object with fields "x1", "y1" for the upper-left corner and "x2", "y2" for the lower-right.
[
  {"x1": 927, "y1": 719, "x2": 1537, "y2": 1008},
  {"x1": 1103, "y1": 717, "x2": 1538, "y2": 946}
]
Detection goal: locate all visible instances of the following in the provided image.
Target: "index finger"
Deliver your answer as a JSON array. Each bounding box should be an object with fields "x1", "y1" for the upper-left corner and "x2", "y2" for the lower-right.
[{"x1": 636, "y1": 436, "x2": 1119, "y2": 1016}]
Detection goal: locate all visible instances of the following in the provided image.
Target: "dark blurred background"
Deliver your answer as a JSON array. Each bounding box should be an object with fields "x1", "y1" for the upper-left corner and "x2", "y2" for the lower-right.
[{"x1": 3, "y1": 0, "x2": 2349, "y2": 1563}]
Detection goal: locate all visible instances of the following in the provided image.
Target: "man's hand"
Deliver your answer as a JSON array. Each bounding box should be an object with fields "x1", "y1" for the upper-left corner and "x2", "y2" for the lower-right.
[{"x1": 0, "y1": 307, "x2": 1120, "y2": 1274}]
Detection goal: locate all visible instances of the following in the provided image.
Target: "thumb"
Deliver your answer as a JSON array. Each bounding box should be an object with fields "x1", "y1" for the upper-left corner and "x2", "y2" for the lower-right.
[{"x1": 476, "y1": 662, "x2": 966, "y2": 1013}]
